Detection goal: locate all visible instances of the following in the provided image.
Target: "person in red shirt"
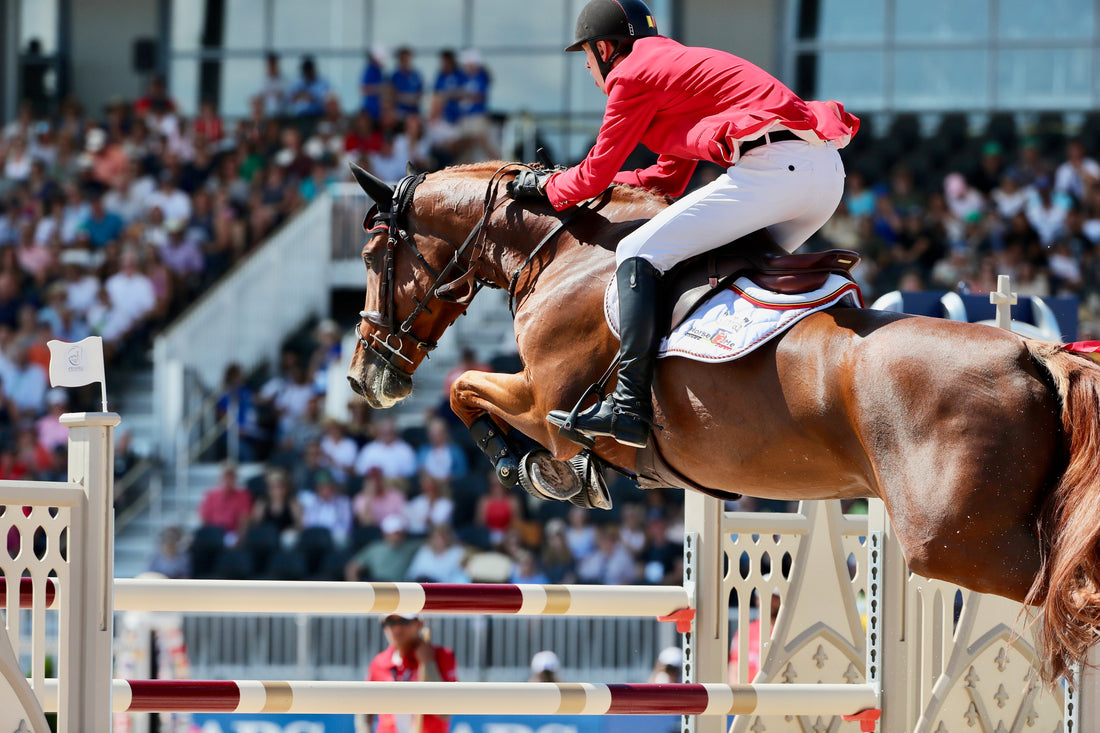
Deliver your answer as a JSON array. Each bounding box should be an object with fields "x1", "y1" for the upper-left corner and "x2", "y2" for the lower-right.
[
  {"x1": 510, "y1": 0, "x2": 859, "y2": 449},
  {"x1": 133, "y1": 74, "x2": 178, "y2": 119},
  {"x1": 192, "y1": 99, "x2": 225, "y2": 145},
  {"x1": 197, "y1": 462, "x2": 252, "y2": 543},
  {"x1": 359, "y1": 614, "x2": 457, "y2": 733}
]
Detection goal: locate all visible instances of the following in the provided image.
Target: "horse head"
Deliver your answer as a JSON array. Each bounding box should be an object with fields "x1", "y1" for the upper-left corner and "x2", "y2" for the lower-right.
[{"x1": 346, "y1": 163, "x2": 490, "y2": 408}]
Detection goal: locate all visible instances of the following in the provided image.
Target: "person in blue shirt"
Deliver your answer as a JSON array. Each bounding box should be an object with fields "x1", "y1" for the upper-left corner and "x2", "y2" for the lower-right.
[
  {"x1": 216, "y1": 363, "x2": 263, "y2": 462},
  {"x1": 455, "y1": 48, "x2": 498, "y2": 161},
  {"x1": 360, "y1": 47, "x2": 388, "y2": 123},
  {"x1": 458, "y1": 48, "x2": 491, "y2": 118},
  {"x1": 80, "y1": 193, "x2": 124, "y2": 248},
  {"x1": 287, "y1": 56, "x2": 331, "y2": 118},
  {"x1": 390, "y1": 47, "x2": 424, "y2": 119},
  {"x1": 432, "y1": 50, "x2": 466, "y2": 126}
]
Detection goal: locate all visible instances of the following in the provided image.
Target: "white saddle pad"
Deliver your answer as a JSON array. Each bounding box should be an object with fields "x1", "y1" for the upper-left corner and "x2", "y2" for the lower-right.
[{"x1": 605, "y1": 273, "x2": 864, "y2": 363}]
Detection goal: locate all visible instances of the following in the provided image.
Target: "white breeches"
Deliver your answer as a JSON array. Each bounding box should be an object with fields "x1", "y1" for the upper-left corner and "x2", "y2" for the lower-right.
[{"x1": 616, "y1": 140, "x2": 846, "y2": 272}]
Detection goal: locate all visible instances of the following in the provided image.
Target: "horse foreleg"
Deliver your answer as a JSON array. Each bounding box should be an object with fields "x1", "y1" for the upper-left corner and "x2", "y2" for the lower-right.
[{"x1": 450, "y1": 369, "x2": 584, "y2": 464}]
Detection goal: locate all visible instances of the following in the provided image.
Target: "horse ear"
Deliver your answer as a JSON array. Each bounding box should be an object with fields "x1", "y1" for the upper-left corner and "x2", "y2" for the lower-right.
[
  {"x1": 405, "y1": 161, "x2": 422, "y2": 177},
  {"x1": 349, "y1": 162, "x2": 394, "y2": 210}
]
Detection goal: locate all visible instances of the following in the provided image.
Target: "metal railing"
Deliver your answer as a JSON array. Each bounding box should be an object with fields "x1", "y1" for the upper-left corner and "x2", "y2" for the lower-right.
[{"x1": 177, "y1": 613, "x2": 674, "y2": 684}]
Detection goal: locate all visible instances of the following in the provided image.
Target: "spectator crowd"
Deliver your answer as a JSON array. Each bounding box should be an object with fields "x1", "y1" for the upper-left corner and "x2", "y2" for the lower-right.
[
  {"x1": 0, "y1": 43, "x2": 501, "y2": 495},
  {"x1": 813, "y1": 112, "x2": 1100, "y2": 337}
]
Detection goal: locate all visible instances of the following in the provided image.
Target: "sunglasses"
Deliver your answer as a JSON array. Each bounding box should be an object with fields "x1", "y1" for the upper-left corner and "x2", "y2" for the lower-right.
[{"x1": 383, "y1": 617, "x2": 416, "y2": 627}]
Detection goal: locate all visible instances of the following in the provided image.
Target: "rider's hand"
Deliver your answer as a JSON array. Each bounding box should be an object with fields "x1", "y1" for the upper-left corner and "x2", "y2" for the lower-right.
[{"x1": 507, "y1": 169, "x2": 553, "y2": 200}]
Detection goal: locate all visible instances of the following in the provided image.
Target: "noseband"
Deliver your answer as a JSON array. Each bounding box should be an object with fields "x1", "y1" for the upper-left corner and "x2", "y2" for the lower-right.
[{"x1": 355, "y1": 167, "x2": 515, "y2": 374}]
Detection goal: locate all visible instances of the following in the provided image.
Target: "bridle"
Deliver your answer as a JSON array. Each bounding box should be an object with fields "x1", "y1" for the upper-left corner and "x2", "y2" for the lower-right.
[
  {"x1": 354, "y1": 165, "x2": 518, "y2": 374},
  {"x1": 354, "y1": 165, "x2": 614, "y2": 376}
]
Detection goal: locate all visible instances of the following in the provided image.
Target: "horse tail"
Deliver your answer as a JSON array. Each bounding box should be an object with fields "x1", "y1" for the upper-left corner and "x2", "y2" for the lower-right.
[{"x1": 1025, "y1": 340, "x2": 1100, "y2": 683}]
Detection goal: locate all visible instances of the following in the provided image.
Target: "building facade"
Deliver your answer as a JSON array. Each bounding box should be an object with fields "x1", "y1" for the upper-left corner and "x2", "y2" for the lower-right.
[{"x1": 3, "y1": 0, "x2": 1099, "y2": 152}]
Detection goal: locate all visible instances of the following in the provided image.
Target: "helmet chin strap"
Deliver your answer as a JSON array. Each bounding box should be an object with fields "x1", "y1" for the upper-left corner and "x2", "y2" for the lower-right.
[{"x1": 586, "y1": 39, "x2": 626, "y2": 83}]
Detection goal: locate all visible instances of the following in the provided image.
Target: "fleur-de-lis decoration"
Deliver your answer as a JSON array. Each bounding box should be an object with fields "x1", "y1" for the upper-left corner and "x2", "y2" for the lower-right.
[{"x1": 964, "y1": 701, "x2": 981, "y2": 726}]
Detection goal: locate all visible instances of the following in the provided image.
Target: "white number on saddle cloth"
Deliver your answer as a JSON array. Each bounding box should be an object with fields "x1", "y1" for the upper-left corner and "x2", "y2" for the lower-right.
[{"x1": 604, "y1": 273, "x2": 864, "y2": 364}]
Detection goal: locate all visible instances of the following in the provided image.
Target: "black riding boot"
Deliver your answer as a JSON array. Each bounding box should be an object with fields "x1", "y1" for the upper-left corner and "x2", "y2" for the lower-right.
[{"x1": 547, "y1": 257, "x2": 662, "y2": 448}]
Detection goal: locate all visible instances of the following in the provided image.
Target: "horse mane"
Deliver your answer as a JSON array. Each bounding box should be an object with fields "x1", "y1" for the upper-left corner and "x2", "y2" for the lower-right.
[{"x1": 433, "y1": 161, "x2": 670, "y2": 218}]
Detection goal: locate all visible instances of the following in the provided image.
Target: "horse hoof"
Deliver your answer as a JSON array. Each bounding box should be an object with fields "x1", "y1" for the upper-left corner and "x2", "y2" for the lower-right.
[
  {"x1": 568, "y1": 452, "x2": 613, "y2": 510},
  {"x1": 518, "y1": 450, "x2": 582, "y2": 501}
]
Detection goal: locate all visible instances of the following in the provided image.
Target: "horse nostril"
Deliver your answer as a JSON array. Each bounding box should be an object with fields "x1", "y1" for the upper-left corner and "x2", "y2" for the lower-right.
[{"x1": 347, "y1": 376, "x2": 365, "y2": 397}]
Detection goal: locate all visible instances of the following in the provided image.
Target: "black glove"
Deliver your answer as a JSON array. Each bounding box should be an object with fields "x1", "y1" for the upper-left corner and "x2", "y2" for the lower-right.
[{"x1": 507, "y1": 169, "x2": 553, "y2": 200}]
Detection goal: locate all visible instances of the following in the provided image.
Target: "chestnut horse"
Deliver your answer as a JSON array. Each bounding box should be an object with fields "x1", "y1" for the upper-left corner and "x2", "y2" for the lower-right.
[{"x1": 345, "y1": 161, "x2": 1100, "y2": 684}]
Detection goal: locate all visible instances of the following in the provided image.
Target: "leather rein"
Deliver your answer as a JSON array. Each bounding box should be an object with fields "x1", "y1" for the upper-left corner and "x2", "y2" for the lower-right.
[{"x1": 355, "y1": 164, "x2": 580, "y2": 375}]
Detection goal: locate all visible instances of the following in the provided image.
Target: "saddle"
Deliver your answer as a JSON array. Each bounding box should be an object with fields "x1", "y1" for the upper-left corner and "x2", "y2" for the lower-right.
[{"x1": 664, "y1": 231, "x2": 860, "y2": 331}]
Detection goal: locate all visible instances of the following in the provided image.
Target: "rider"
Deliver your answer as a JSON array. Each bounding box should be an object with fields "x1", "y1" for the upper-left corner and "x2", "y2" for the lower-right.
[{"x1": 508, "y1": 0, "x2": 859, "y2": 449}]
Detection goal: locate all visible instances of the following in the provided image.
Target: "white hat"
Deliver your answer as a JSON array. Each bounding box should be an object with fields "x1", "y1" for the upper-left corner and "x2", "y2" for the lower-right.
[
  {"x1": 274, "y1": 148, "x2": 294, "y2": 167},
  {"x1": 304, "y1": 137, "x2": 325, "y2": 160},
  {"x1": 459, "y1": 48, "x2": 483, "y2": 67},
  {"x1": 382, "y1": 612, "x2": 419, "y2": 623},
  {"x1": 85, "y1": 128, "x2": 107, "y2": 153},
  {"x1": 530, "y1": 650, "x2": 559, "y2": 673},
  {"x1": 657, "y1": 646, "x2": 683, "y2": 667},
  {"x1": 380, "y1": 514, "x2": 407, "y2": 535}
]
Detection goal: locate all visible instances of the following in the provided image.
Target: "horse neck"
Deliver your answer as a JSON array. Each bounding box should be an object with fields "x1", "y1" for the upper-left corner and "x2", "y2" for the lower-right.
[
  {"x1": 423, "y1": 168, "x2": 660, "y2": 297},
  {"x1": 479, "y1": 208, "x2": 590, "y2": 294}
]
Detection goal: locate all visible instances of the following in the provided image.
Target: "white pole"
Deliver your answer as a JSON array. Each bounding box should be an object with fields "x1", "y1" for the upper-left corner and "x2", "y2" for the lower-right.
[
  {"x1": 59, "y1": 411, "x2": 120, "y2": 733},
  {"x1": 111, "y1": 579, "x2": 690, "y2": 617},
  {"x1": 682, "y1": 492, "x2": 728, "y2": 733},
  {"x1": 37, "y1": 680, "x2": 880, "y2": 718}
]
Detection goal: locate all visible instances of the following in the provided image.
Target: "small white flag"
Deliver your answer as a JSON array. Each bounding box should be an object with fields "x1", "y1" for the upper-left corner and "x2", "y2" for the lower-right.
[{"x1": 47, "y1": 336, "x2": 106, "y2": 389}]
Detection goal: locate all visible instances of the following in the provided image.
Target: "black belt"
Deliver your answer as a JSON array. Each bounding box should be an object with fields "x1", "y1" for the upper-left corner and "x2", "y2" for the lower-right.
[{"x1": 739, "y1": 129, "x2": 801, "y2": 155}]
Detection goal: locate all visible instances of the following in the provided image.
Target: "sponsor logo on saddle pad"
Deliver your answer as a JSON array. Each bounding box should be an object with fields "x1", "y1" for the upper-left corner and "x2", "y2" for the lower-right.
[{"x1": 605, "y1": 273, "x2": 864, "y2": 364}]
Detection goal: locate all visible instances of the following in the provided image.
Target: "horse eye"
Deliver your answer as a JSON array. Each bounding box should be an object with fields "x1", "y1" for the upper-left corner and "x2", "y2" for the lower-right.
[{"x1": 362, "y1": 253, "x2": 373, "y2": 269}]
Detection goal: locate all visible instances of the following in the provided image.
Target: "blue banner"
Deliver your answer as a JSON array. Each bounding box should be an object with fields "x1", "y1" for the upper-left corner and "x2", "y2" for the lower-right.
[
  {"x1": 188, "y1": 713, "x2": 690, "y2": 733},
  {"x1": 190, "y1": 714, "x2": 355, "y2": 732}
]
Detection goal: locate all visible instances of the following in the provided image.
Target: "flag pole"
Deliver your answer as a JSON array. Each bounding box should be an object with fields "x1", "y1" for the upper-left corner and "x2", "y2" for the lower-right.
[{"x1": 101, "y1": 381, "x2": 108, "y2": 413}]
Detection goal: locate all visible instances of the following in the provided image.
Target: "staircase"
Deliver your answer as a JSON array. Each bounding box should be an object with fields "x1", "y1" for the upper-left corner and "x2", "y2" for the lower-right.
[{"x1": 110, "y1": 366, "x2": 164, "y2": 578}]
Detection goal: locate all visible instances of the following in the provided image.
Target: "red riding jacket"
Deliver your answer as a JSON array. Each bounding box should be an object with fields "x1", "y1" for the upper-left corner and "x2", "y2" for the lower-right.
[{"x1": 544, "y1": 36, "x2": 860, "y2": 211}]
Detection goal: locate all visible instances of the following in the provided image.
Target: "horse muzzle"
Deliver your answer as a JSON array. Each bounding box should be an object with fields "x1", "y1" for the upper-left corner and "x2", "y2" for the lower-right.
[{"x1": 347, "y1": 344, "x2": 413, "y2": 409}]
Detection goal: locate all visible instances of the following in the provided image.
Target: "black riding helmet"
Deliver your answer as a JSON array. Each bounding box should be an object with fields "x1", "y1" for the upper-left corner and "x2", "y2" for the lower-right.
[{"x1": 566, "y1": 0, "x2": 659, "y2": 80}]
